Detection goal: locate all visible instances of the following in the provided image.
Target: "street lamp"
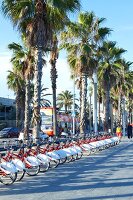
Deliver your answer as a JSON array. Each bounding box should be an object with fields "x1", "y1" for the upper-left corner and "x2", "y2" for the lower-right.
[
  {"x1": 121, "y1": 96, "x2": 126, "y2": 137},
  {"x1": 72, "y1": 76, "x2": 75, "y2": 135},
  {"x1": 92, "y1": 70, "x2": 98, "y2": 135}
]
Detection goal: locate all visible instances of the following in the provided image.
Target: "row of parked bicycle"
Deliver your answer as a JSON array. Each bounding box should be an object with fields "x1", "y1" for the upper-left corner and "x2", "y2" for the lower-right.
[{"x1": 0, "y1": 134, "x2": 119, "y2": 186}]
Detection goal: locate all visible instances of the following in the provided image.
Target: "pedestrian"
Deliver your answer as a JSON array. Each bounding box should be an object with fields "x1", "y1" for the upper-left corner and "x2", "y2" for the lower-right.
[
  {"x1": 116, "y1": 123, "x2": 122, "y2": 141},
  {"x1": 18, "y1": 129, "x2": 24, "y2": 146},
  {"x1": 127, "y1": 123, "x2": 132, "y2": 140}
]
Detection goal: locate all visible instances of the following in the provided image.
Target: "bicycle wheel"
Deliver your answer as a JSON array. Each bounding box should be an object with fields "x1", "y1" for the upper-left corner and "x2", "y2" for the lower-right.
[
  {"x1": 76, "y1": 152, "x2": 83, "y2": 160},
  {"x1": 16, "y1": 170, "x2": 25, "y2": 181},
  {"x1": 72, "y1": 153, "x2": 79, "y2": 161},
  {"x1": 82, "y1": 148, "x2": 91, "y2": 156},
  {"x1": 66, "y1": 155, "x2": 73, "y2": 163},
  {"x1": 40, "y1": 162, "x2": 50, "y2": 172},
  {"x1": 91, "y1": 148, "x2": 97, "y2": 154},
  {"x1": 105, "y1": 144, "x2": 110, "y2": 149},
  {"x1": 49, "y1": 159, "x2": 60, "y2": 168},
  {"x1": 0, "y1": 172, "x2": 17, "y2": 185},
  {"x1": 26, "y1": 165, "x2": 40, "y2": 176},
  {"x1": 59, "y1": 157, "x2": 67, "y2": 164}
]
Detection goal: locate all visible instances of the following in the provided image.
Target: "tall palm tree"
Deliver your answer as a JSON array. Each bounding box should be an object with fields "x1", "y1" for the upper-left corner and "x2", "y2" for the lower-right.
[
  {"x1": 8, "y1": 42, "x2": 35, "y2": 138},
  {"x1": 90, "y1": 16, "x2": 111, "y2": 134},
  {"x1": 113, "y1": 60, "x2": 132, "y2": 122},
  {"x1": 98, "y1": 41, "x2": 126, "y2": 131},
  {"x1": 109, "y1": 59, "x2": 132, "y2": 124},
  {"x1": 128, "y1": 88, "x2": 133, "y2": 123},
  {"x1": 7, "y1": 69, "x2": 25, "y2": 128},
  {"x1": 105, "y1": 63, "x2": 133, "y2": 132},
  {"x1": 2, "y1": 0, "x2": 81, "y2": 139},
  {"x1": 61, "y1": 12, "x2": 111, "y2": 134},
  {"x1": 61, "y1": 14, "x2": 93, "y2": 134}
]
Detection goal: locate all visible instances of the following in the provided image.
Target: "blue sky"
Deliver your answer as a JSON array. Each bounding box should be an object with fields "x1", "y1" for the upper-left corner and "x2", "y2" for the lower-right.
[{"x1": 0, "y1": 0, "x2": 133, "y2": 99}]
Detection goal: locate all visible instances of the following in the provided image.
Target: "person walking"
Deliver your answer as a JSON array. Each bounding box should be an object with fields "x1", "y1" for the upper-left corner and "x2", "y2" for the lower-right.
[
  {"x1": 116, "y1": 123, "x2": 122, "y2": 141},
  {"x1": 127, "y1": 123, "x2": 133, "y2": 140}
]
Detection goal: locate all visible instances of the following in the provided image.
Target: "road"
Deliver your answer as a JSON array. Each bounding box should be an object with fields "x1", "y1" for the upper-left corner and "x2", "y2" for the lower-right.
[{"x1": 0, "y1": 138, "x2": 133, "y2": 200}]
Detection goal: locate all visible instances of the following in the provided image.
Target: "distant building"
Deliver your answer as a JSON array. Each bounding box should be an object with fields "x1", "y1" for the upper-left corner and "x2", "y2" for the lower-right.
[
  {"x1": 0, "y1": 97, "x2": 15, "y2": 120},
  {"x1": 0, "y1": 97, "x2": 15, "y2": 107}
]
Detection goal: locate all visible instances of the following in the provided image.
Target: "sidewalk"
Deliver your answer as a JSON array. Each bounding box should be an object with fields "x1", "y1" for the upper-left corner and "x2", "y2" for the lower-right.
[{"x1": 0, "y1": 138, "x2": 133, "y2": 200}]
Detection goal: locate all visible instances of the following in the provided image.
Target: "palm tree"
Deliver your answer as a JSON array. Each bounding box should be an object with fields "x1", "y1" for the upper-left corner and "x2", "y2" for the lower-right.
[
  {"x1": 2, "y1": 0, "x2": 81, "y2": 139},
  {"x1": 40, "y1": 87, "x2": 52, "y2": 108},
  {"x1": 124, "y1": 70, "x2": 133, "y2": 113},
  {"x1": 128, "y1": 88, "x2": 133, "y2": 123},
  {"x1": 105, "y1": 62, "x2": 133, "y2": 133},
  {"x1": 61, "y1": 14, "x2": 93, "y2": 134},
  {"x1": 57, "y1": 90, "x2": 73, "y2": 113},
  {"x1": 8, "y1": 42, "x2": 35, "y2": 138},
  {"x1": 98, "y1": 41, "x2": 126, "y2": 131},
  {"x1": 109, "y1": 59, "x2": 132, "y2": 126},
  {"x1": 90, "y1": 16, "x2": 111, "y2": 134},
  {"x1": 61, "y1": 12, "x2": 111, "y2": 134},
  {"x1": 7, "y1": 69, "x2": 25, "y2": 128}
]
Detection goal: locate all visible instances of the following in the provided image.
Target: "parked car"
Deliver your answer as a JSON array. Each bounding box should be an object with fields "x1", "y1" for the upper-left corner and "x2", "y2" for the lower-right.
[
  {"x1": 60, "y1": 132, "x2": 69, "y2": 138},
  {"x1": 0, "y1": 127, "x2": 20, "y2": 138},
  {"x1": 28, "y1": 128, "x2": 49, "y2": 141}
]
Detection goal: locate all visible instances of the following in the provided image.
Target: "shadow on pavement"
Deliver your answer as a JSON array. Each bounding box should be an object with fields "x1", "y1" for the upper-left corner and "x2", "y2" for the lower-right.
[{"x1": 0, "y1": 142, "x2": 133, "y2": 200}]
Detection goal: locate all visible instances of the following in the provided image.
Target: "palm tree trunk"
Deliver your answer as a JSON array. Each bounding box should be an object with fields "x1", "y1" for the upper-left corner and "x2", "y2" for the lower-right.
[
  {"x1": 16, "y1": 92, "x2": 20, "y2": 128},
  {"x1": 50, "y1": 36, "x2": 58, "y2": 136},
  {"x1": 20, "y1": 102, "x2": 25, "y2": 129},
  {"x1": 105, "y1": 82, "x2": 111, "y2": 131},
  {"x1": 98, "y1": 90, "x2": 102, "y2": 130},
  {"x1": 24, "y1": 77, "x2": 30, "y2": 139},
  {"x1": 118, "y1": 91, "x2": 122, "y2": 124},
  {"x1": 50, "y1": 59, "x2": 58, "y2": 136},
  {"x1": 118, "y1": 86, "x2": 123, "y2": 124},
  {"x1": 98, "y1": 98, "x2": 101, "y2": 130},
  {"x1": 89, "y1": 94, "x2": 92, "y2": 133},
  {"x1": 129, "y1": 96, "x2": 132, "y2": 124},
  {"x1": 65, "y1": 105, "x2": 68, "y2": 113},
  {"x1": 33, "y1": 47, "x2": 43, "y2": 139},
  {"x1": 80, "y1": 73, "x2": 87, "y2": 135},
  {"x1": 79, "y1": 76, "x2": 82, "y2": 125},
  {"x1": 118, "y1": 94, "x2": 121, "y2": 121},
  {"x1": 122, "y1": 96, "x2": 126, "y2": 137}
]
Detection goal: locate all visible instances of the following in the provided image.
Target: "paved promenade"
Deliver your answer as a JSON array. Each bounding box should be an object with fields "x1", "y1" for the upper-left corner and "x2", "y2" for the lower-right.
[{"x1": 0, "y1": 138, "x2": 133, "y2": 200}]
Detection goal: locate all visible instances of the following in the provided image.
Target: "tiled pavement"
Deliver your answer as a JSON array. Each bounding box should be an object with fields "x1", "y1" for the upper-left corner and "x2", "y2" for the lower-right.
[{"x1": 0, "y1": 137, "x2": 133, "y2": 200}]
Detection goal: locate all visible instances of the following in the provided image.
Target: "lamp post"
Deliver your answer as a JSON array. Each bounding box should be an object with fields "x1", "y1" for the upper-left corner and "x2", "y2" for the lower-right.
[
  {"x1": 72, "y1": 77, "x2": 75, "y2": 135},
  {"x1": 122, "y1": 96, "x2": 126, "y2": 137},
  {"x1": 88, "y1": 85, "x2": 93, "y2": 134},
  {"x1": 93, "y1": 70, "x2": 98, "y2": 135}
]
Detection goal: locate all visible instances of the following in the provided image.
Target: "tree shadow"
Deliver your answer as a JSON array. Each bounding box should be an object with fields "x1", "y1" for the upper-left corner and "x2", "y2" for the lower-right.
[{"x1": 0, "y1": 142, "x2": 133, "y2": 200}]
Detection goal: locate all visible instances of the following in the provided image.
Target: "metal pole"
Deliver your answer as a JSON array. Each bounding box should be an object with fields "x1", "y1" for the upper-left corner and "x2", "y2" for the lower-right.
[
  {"x1": 122, "y1": 96, "x2": 126, "y2": 137},
  {"x1": 72, "y1": 77, "x2": 75, "y2": 135},
  {"x1": 89, "y1": 94, "x2": 91, "y2": 134},
  {"x1": 93, "y1": 71, "x2": 98, "y2": 135}
]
